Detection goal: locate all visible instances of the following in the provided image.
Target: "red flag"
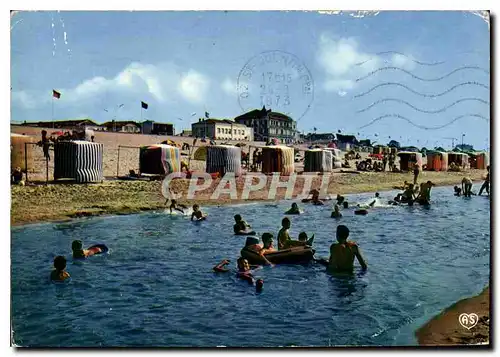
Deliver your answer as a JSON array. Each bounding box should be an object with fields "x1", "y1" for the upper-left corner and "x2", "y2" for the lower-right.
[{"x1": 52, "y1": 90, "x2": 61, "y2": 99}]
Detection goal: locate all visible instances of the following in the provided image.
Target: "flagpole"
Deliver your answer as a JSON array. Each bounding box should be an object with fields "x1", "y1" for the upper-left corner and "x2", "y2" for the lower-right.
[
  {"x1": 52, "y1": 96, "x2": 55, "y2": 129},
  {"x1": 141, "y1": 107, "x2": 143, "y2": 134}
]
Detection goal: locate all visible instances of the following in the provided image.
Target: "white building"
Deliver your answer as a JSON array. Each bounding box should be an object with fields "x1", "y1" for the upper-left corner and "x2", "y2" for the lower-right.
[{"x1": 191, "y1": 119, "x2": 253, "y2": 141}]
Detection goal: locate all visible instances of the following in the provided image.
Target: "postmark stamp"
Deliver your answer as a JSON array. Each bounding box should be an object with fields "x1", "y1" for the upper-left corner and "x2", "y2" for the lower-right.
[{"x1": 237, "y1": 50, "x2": 314, "y2": 121}]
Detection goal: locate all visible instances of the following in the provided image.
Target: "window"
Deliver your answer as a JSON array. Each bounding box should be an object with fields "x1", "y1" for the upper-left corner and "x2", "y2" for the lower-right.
[{"x1": 217, "y1": 128, "x2": 221, "y2": 134}]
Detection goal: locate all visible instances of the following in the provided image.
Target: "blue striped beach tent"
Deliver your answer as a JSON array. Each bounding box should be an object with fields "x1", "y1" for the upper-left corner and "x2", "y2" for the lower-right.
[
  {"x1": 54, "y1": 141, "x2": 103, "y2": 183},
  {"x1": 304, "y1": 149, "x2": 333, "y2": 173},
  {"x1": 206, "y1": 145, "x2": 242, "y2": 177},
  {"x1": 139, "y1": 144, "x2": 181, "y2": 175}
]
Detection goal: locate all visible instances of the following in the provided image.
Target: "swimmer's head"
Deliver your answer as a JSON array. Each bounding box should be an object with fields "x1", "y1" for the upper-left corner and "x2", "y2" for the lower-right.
[
  {"x1": 54, "y1": 255, "x2": 67, "y2": 271},
  {"x1": 262, "y1": 233, "x2": 274, "y2": 248},
  {"x1": 234, "y1": 214, "x2": 242, "y2": 222},
  {"x1": 71, "y1": 240, "x2": 83, "y2": 251},
  {"x1": 256, "y1": 279, "x2": 264, "y2": 293},
  {"x1": 298, "y1": 232, "x2": 308, "y2": 242},
  {"x1": 291, "y1": 203, "x2": 298, "y2": 209},
  {"x1": 237, "y1": 257, "x2": 250, "y2": 271},
  {"x1": 193, "y1": 204, "x2": 199, "y2": 211},
  {"x1": 343, "y1": 201, "x2": 349, "y2": 208},
  {"x1": 336, "y1": 225, "x2": 350, "y2": 242},
  {"x1": 171, "y1": 199, "x2": 177, "y2": 205},
  {"x1": 281, "y1": 217, "x2": 291, "y2": 229},
  {"x1": 375, "y1": 192, "x2": 380, "y2": 198}
]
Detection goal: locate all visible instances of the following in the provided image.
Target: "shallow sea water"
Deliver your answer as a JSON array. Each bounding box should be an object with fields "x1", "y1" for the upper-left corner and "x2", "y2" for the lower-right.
[{"x1": 11, "y1": 186, "x2": 490, "y2": 347}]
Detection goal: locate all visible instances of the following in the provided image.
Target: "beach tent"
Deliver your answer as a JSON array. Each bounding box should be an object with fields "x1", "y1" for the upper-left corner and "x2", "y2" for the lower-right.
[
  {"x1": 54, "y1": 141, "x2": 103, "y2": 183},
  {"x1": 425, "y1": 151, "x2": 448, "y2": 171},
  {"x1": 448, "y1": 152, "x2": 470, "y2": 170},
  {"x1": 206, "y1": 145, "x2": 242, "y2": 176},
  {"x1": 470, "y1": 152, "x2": 489, "y2": 170},
  {"x1": 324, "y1": 147, "x2": 342, "y2": 169},
  {"x1": 11, "y1": 133, "x2": 35, "y2": 171},
  {"x1": 139, "y1": 144, "x2": 181, "y2": 175},
  {"x1": 304, "y1": 149, "x2": 333, "y2": 172},
  {"x1": 397, "y1": 151, "x2": 423, "y2": 172},
  {"x1": 261, "y1": 146, "x2": 295, "y2": 175},
  {"x1": 193, "y1": 146, "x2": 207, "y2": 161}
]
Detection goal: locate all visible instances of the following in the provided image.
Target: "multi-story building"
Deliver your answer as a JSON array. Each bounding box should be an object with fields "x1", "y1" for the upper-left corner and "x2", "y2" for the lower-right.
[
  {"x1": 191, "y1": 119, "x2": 253, "y2": 141},
  {"x1": 234, "y1": 106, "x2": 297, "y2": 143}
]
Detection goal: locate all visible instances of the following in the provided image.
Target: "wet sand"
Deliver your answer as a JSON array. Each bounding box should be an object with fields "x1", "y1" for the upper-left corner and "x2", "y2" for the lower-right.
[{"x1": 416, "y1": 287, "x2": 490, "y2": 346}]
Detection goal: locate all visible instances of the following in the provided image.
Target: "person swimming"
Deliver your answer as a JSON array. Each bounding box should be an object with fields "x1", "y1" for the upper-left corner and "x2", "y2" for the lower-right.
[
  {"x1": 278, "y1": 217, "x2": 314, "y2": 250},
  {"x1": 169, "y1": 199, "x2": 188, "y2": 214},
  {"x1": 368, "y1": 192, "x2": 380, "y2": 207},
  {"x1": 331, "y1": 204, "x2": 342, "y2": 218},
  {"x1": 233, "y1": 214, "x2": 255, "y2": 235},
  {"x1": 327, "y1": 225, "x2": 367, "y2": 273},
  {"x1": 191, "y1": 204, "x2": 207, "y2": 221},
  {"x1": 285, "y1": 202, "x2": 301, "y2": 215},
  {"x1": 342, "y1": 201, "x2": 349, "y2": 209},
  {"x1": 50, "y1": 255, "x2": 70, "y2": 282},
  {"x1": 212, "y1": 257, "x2": 264, "y2": 293},
  {"x1": 71, "y1": 240, "x2": 103, "y2": 259}
]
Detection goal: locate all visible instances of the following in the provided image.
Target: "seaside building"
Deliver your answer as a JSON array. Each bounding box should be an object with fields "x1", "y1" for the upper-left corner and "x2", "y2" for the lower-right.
[
  {"x1": 141, "y1": 120, "x2": 175, "y2": 136},
  {"x1": 335, "y1": 134, "x2": 358, "y2": 151},
  {"x1": 20, "y1": 119, "x2": 100, "y2": 130},
  {"x1": 234, "y1": 106, "x2": 297, "y2": 143},
  {"x1": 191, "y1": 119, "x2": 253, "y2": 141},
  {"x1": 102, "y1": 121, "x2": 141, "y2": 133}
]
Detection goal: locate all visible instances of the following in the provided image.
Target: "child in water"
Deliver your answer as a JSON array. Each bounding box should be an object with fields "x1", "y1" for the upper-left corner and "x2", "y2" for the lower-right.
[
  {"x1": 285, "y1": 202, "x2": 301, "y2": 215},
  {"x1": 278, "y1": 217, "x2": 314, "y2": 250},
  {"x1": 72, "y1": 240, "x2": 102, "y2": 259},
  {"x1": 50, "y1": 256, "x2": 70, "y2": 282},
  {"x1": 331, "y1": 204, "x2": 342, "y2": 218},
  {"x1": 454, "y1": 186, "x2": 462, "y2": 196},
  {"x1": 327, "y1": 225, "x2": 367, "y2": 273},
  {"x1": 233, "y1": 214, "x2": 254, "y2": 234},
  {"x1": 213, "y1": 258, "x2": 264, "y2": 293},
  {"x1": 191, "y1": 204, "x2": 207, "y2": 221}
]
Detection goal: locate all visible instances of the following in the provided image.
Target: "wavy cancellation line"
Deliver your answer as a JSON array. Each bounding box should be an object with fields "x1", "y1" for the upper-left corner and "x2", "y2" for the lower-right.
[
  {"x1": 357, "y1": 114, "x2": 490, "y2": 131},
  {"x1": 354, "y1": 50, "x2": 488, "y2": 67},
  {"x1": 353, "y1": 81, "x2": 490, "y2": 99},
  {"x1": 356, "y1": 66, "x2": 489, "y2": 82},
  {"x1": 356, "y1": 98, "x2": 489, "y2": 114}
]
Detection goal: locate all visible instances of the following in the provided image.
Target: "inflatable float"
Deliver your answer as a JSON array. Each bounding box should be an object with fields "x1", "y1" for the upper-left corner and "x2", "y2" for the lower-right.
[
  {"x1": 354, "y1": 209, "x2": 368, "y2": 215},
  {"x1": 240, "y1": 245, "x2": 316, "y2": 265},
  {"x1": 73, "y1": 243, "x2": 109, "y2": 259},
  {"x1": 235, "y1": 230, "x2": 257, "y2": 236}
]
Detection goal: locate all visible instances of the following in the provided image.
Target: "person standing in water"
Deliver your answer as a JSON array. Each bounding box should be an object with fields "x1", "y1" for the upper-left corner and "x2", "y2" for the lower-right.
[
  {"x1": 462, "y1": 177, "x2": 473, "y2": 198},
  {"x1": 327, "y1": 225, "x2": 367, "y2": 272},
  {"x1": 478, "y1": 166, "x2": 490, "y2": 196}
]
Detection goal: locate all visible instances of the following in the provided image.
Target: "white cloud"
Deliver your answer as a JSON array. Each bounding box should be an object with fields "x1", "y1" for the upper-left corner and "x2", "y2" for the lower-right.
[
  {"x1": 12, "y1": 62, "x2": 212, "y2": 110},
  {"x1": 317, "y1": 33, "x2": 418, "y2": 95},
  {"x1": 221, "y1": 77, "x2": 237, "y2": 96},
  {"x1": 177, "y1": 70, "x2": 210, "y2": 104},
  {"x1": 317, "y1": 34, "x2": 381, "y2": 95},
  {"x1": 390, "y1": 53, "x2": 416, "y2": 71}
]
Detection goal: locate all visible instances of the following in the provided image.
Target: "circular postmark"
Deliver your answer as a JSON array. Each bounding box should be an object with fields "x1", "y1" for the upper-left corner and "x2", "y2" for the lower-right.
[{"x1": 237, "y1": 50, "x2": 314, "y2": 121}]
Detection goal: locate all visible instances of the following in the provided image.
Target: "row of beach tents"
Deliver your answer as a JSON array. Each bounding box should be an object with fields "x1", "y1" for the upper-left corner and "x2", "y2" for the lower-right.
[{"x1": 11, "y1": 133, "x2": 489, "y2": 184}]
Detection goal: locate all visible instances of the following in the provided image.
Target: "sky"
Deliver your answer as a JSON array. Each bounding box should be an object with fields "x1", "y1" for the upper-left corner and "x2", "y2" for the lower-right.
[{"x1": 10, "y1": 10, "x2": 490, "y2": 149}]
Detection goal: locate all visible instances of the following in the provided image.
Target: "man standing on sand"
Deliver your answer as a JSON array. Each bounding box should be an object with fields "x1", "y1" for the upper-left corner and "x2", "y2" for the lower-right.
[
  {"x1": 413, "y1": 162, "x2": 420, "y2": 185},
  {"x1": 382, "y1": 154, "x2": 388, "y2": 172}
]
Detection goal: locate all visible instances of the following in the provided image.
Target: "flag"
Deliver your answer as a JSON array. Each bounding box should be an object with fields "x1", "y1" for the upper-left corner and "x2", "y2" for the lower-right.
[
  {"x1": 141, "y1": 101, "x2": 148, "y2": 110},
  {"x1": 205, "y1": 111, "x2": 209, "y2": 119},
  {"x1": 52, "y1": 90, "x2": 61, "y2": 99}
]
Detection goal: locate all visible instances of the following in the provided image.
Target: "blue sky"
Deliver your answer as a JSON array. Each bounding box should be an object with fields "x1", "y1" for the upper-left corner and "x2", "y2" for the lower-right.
[{"x1": 11, "y1": 11, "x2": 490, "y2": 149}]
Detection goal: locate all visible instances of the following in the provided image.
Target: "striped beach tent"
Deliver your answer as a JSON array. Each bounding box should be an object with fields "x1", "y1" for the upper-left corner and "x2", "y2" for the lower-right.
[
  {"x1": 261, "y1": 146, "x2": 295, "y2": 175},
  {"x1": 139, "y1": 144, "x2": 180, "y2": 175},
  {"x1": 206, "y1": 145, "x2": 242, "y2": 176},
  {"x1": 54, "y1": 141, "x2": 103, "y2": 183},
  {"x1": 304, "y1": 149, "x2": 333, "y2": 172}
]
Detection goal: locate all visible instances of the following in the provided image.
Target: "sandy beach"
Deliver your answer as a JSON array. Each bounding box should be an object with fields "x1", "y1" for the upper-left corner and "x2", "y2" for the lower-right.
[{"x1": 10, "y1": 126, "x2": 490, "y2": 346}]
